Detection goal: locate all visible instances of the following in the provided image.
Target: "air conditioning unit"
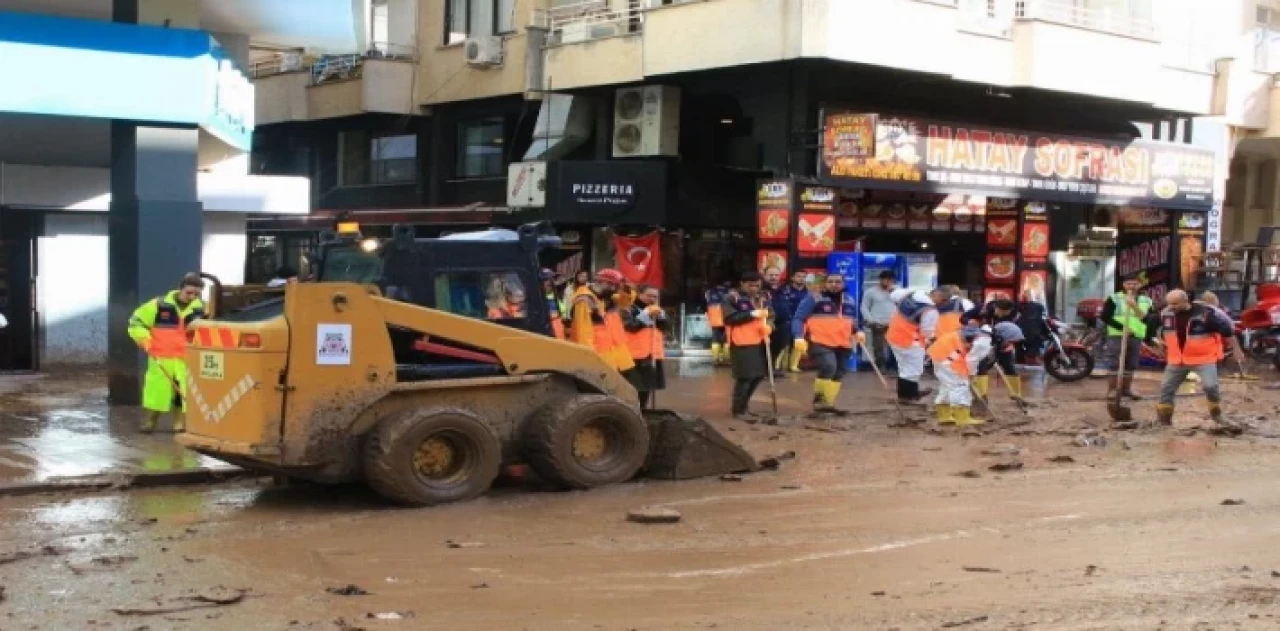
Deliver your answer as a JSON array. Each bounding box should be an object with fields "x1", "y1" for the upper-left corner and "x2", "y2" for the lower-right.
[
  {"x1": 612, "y1": 85, "x2": 680, "y2": 158},
  {"x1": 279, "y1": 52, "x2": 303, "y2": 72},
  {"x1": 507, "y1": 161, "x2": 548, "y2": 208},
  {"x1": 464, "y1": 36, "x2": 503, "y2": 67}
]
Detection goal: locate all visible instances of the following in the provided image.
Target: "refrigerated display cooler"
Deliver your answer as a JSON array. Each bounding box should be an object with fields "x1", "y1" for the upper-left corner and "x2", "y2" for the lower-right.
[{"x1": 826, "y1": 252, "x2": 937, "y2": 369}]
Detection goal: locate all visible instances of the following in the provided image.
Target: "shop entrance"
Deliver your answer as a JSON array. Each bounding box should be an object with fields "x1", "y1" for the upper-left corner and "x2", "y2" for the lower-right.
[{"x1": 0, "y1": 210, "x2": 37, "y2": 371}]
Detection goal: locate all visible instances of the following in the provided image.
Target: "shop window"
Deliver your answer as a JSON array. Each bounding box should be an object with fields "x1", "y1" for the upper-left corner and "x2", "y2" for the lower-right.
[
  {"x1": 444, "y1": 0, "x2": 516, "y2": 43},
  {"x1": 338, "y1": 131, "x2": 417, "y2": 186},
  {"x1": 434, "y1": 271, "x2": 527, "y2": 320},
  {"x1": 457, "y1": 118, "x2": 505, "y2": 179}
]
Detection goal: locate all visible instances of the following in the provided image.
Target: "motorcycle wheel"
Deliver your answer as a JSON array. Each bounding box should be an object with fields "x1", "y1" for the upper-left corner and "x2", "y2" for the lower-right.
[{"x1": 1045, "y1": 347, "x2": 1094, "y2": 383}]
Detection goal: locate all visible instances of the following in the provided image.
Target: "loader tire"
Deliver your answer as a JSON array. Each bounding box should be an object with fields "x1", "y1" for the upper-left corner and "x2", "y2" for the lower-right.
[
  {"x1": 525, "y1": 394, "x2": 650, "y2": 490},
  {"x1": 364, "y1": 408, "x2": 501, "y2": 507}
]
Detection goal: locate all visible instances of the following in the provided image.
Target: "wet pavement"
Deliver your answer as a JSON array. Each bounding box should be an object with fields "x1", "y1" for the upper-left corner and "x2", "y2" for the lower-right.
[
  {"x1": 1, "y1": 363, "x2": 1280, "y2": 628},
  {"x1": 0, "y1": 371, "x2": 231, "y2": 487}
]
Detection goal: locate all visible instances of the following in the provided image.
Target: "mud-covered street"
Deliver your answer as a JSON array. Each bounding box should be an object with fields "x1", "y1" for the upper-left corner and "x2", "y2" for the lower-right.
[{"x1": 3, "y1": 367, "x2": 1280, "y2": 629}]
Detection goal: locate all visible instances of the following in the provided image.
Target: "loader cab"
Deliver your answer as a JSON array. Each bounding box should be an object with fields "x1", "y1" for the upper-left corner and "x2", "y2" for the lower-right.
[{"x1": 316, "y1": 222, "x2": 561, "y2": 338}]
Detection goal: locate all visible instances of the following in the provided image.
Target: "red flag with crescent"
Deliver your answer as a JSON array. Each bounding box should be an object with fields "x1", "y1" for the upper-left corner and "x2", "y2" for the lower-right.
[{"x1": 613, "y1": 232, "x2": 664, "y2": 289}]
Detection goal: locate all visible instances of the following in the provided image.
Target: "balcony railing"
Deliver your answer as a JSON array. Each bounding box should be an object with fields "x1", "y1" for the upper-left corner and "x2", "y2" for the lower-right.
[
  {"x1": 534, "y1": 0, "x2": 646, "y2": 45},
  {"x1": 251, "y1": 43, "x2": 416, "y2": 83},
  {"x1": 1014, "y1": 0, "x2": 1157, "y2": 40}
]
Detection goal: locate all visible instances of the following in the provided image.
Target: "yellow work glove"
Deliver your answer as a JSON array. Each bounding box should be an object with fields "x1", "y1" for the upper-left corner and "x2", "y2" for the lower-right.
[
  {"x1": 794, "y1": 339, "x2": 809, "y2": 355},
  {"x1": 752, "y1": 309, "x2": 769, "y2": 319}
]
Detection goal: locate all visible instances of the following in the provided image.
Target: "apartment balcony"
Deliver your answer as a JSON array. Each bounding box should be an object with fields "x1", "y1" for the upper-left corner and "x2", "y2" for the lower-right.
[
  {"x1": 537, "y1": 0, "x2": 1216, "y2": 115},
  {"x1": 254, "y1": 44, "x2": 418, "y2": 125}
]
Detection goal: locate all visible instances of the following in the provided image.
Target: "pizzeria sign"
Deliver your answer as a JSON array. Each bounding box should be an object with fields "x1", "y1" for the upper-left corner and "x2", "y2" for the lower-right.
[{"x1": 818, "y1": 111, "x2": 1216, "y2": 211}]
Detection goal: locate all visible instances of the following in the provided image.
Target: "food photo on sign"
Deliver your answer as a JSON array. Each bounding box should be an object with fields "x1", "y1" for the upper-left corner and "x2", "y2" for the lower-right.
[
  {"x1": 758, "y1": 250, "x2": 788, "y2": 277},
  {"x1": 797, "y1": 213, "x2": 837, "y2": 256},
  {"x1": 987, "y1": 218, "x2": 1018, "y2": 247},
  {"x1": 985, "y1": 253, "x2": 1016, "y2": 284},
  {"x1": 1019, "y1": 270, "x2": 1048, "y2": 304},
  {"x1": 613, "y1": 232, "x2": 664, "y2": 288},
  {"x1": 758, "y1": 209, "x2": 789, "y2": 244},
  {"x1": 1021, "y1": 223, "x2": 1050, "y2": 261},
  {"x1": 984, "y1": 287, "x2": 1015, "y2": 303}
]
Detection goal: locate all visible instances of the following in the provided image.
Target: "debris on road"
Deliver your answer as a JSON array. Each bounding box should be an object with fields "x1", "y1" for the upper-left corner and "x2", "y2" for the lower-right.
[
  {"x1": 333, "y1": 617, "x2": 367, "y2": 631},
  {"x1": 981, "y1": 444, "x2": 1020, "y2": 456},
  {"x1": 1085, "y1": 565, "x2": 1098, "y2": 576},
  {"x1": 941, "y1": 615, "x2": 991, "y2": 628},
  {"x1": 368, "y1": 611, "x2": 414, "y2": 620},
  {"x1": 719, "y1": 474, "x2": 743, "y2": 482},
  {"x1": 1073, "y1": 434, "x2": 1107, "y2": 448},
  {"x1": 779, "y1": 484, "x2": 803, "y2": 490},
  {"x1": 1221, "y1": 499, "x2": 1247, "y2": 506},
  {"x1": 871, "y1": 591, "x2": 886, "y2": 596},
  {"x1": 1112, "y1": 421, "x2": 1140, "y2": 431},
  {"x1": 1121, "y1": 438, "x2": 1133, "y2": 450},
  {"x1": 758, "y1": 451, "x2": 797, "y2": 469},
  {"x1": 326, "y1": 584, "x2": 370, "y2": 596},
  {"x1": 962, "y1": 566, "x2": 1001, "y2": 573},
  {"x1": 1272, "y1": 571, "x2": 1280, "y2": 578},
  {"x1": 445, "y1": 541, "x2": 485, "y2": 549},
  {"x1": 954, "y1": 470, "x2": 982, "y2": 478},
  {"x1": 0, "y1": 585, "x2": 6, "y2": 603},
  {"x1": 470, "y1": 582, "x2": 490, "y2": 589},
  {"x1": 988, "y1": 462, "x2": 1024, "y2": 472},
  {"x1": 111, "y1": 589, "x2": 250, "y2": 616},
  {"x1": 1047, "y1": 455, "x2": 1075, "y2": 463},
  {"x1": 0, "y1": 544, "x2": 61, "y2": 566},
  {"x1": 627, "y1": 506, "x2": 682, "y2": 524}
]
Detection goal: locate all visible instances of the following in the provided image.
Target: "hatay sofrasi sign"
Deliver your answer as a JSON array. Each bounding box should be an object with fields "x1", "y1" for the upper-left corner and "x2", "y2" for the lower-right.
[{"x1": 819, "y1": 111, "x2": 1216, "y2": 212}]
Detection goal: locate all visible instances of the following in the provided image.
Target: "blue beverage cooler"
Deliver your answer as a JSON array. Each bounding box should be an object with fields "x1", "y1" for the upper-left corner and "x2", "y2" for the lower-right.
[{"x1": 827, "y1": 252, "x2": 937, "y2": 370}]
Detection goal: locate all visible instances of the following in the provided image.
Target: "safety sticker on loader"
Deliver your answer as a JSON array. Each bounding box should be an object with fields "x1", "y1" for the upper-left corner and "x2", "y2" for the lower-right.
[{"x1": 316, "y1": 323, "x2": 352, "y2": 365}]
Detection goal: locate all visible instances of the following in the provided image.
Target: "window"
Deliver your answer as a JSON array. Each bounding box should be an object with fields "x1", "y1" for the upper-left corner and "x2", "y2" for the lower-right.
[
  {"x1": 338, "y1": 131, "x2": 417, "y2": 186},
  {"x1": 434, "y1": 271, "x2": 526, "y2": 320},
  {"x1": 444, "y1": 0, "x2": 516, "y2": 43},
  {"x1": 320, "y1": 246, "x2": 384, "y2": 283},
  {"x1": 457, "y1": 118, "x2": 505, "y2": 179}
]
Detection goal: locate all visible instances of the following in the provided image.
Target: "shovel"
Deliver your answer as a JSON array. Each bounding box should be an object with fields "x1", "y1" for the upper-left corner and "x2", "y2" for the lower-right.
[
  {"x1": 859, "y1": 338, "x2": 908, "y2": 423},
  {"x1": 762, "y1": 332, "x2": 780, "y2": 421},
  {"x1": 993, "y1": 362, "x2": 1030, "y2": 416},
  {"x1": 1107, "y1": 320, "x2": 1134, "y2": 422}
]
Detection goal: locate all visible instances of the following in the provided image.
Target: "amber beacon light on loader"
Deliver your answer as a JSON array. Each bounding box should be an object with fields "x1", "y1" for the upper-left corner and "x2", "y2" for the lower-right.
[{"x1": 176, "y1": 222, "x2": 757, "y2": 506}]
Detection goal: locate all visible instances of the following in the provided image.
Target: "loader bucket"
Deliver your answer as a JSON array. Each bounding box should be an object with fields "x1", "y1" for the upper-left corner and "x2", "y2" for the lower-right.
[{"x1": 642, "y1": 409, "x2": 760, "y2": 479}]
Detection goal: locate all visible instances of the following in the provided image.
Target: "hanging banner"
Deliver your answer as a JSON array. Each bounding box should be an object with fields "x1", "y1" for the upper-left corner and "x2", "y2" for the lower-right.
[
  {"x1": 818, "y1": 111, "x2": 1215, "y2": 211},
  {"x1": 1116, "y1": 232, "x2": 1173, "y2": 302},
  {"x1": 613, "y1": 232, "x2": 665, "y2": 288}
]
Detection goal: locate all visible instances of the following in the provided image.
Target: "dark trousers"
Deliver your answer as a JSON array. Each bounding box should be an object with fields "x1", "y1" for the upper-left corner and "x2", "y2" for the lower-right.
[
  {"x1": 769, "y1": 325, "x2": 791, "y2": 366},
  {"x1": 732, "y1": 377, "x2": 764, "y2": 415},
  {"x1": 811, "y1": 344, "x2": 852, "y2": 380}
]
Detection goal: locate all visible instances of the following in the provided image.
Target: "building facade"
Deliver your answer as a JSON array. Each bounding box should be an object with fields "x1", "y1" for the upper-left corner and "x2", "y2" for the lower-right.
[
  {"x1": 0, "y1": 0, "x2": 372, "y2": 400},
  {"x1": 250, "y1": 0, "x2": 1231, "y2": 345}
]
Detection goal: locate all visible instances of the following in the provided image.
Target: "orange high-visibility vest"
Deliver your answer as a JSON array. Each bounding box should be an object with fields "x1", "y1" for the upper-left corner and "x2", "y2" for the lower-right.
[
  {"x1": 1160, "y1": 307, "x2": 1222, "y2": 367},
  {"x1": 726, "y1": 294, "x2": 769, "y2": 346},
  {"x1": 886, "y1": 299, "x2": 932, "y2": 348},
  {"x1": 626, "y1": 305, "x2": 666, "y2": 360},
  {"x1": 927, "y1": 331, "x2": 971, "y2": 377},
  {"x1": 570, "y1": 287, "x2": 635, "y2": 372},
  {"x1": 803, "y1": 293, "x2": 857, "y2": 349},
  {"x1": 935, "y1": 298, "x2": 965, "y2": 338}
]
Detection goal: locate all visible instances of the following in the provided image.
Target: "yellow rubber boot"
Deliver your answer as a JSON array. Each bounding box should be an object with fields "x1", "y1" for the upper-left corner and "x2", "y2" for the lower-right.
[
  {"x1": 827, "y1": 380, "x2": 842, "y2": 404},
  {"x1": 812, "y1": 378, "x2": 830, "y2": 407},
  {"x1": 935, "y1": 403, "x2": 955, "y2": 424},
  {"x1": 1155, "y1": 403, "x2": 1174, "y2": 425},
  {"x1": 788, "y1": 346, "x2": 803, "y2": 372},
  {"x1": 1004, "y1": 375, "x2": 1023, "y2": 399},
  {"x1": 973, "y1": 375, "x2": 990, "y2": 399},
  {"x1": 711, "y1": 343, "x2": 725, "y2": 364},
  {"x1": 954, "y1": 406, "x2": 986, "y2": 427}
]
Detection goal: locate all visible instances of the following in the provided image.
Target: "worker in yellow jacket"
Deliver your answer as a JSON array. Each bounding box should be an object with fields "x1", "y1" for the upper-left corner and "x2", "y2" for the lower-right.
[{"x1": 127, "y1": 274, "x2": 205, "y2": 433}]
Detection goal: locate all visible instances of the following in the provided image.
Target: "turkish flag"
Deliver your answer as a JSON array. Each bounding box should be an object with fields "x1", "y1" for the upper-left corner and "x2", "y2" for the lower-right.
[{"x1": 614, "y1": 232, "x2": 664, "y2": 289}]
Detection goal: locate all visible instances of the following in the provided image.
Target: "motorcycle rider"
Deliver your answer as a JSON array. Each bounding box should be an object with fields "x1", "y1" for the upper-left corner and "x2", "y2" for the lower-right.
[
  {"x1": 1100, "y1": 275, "x2": 1154, "y2": 400},
  {"x1": 1155, "y1": 289, "x2": 1235, "y2": 425}
]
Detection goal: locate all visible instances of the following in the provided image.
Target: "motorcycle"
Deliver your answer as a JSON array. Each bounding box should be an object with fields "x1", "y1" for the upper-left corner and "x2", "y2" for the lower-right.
[
  {"x1": 1042, "y1": 314, "x2": 1095, "y2": 382},
  {"x1": 1237, "y1": 287, "x2": 1280, "y2": 370}
]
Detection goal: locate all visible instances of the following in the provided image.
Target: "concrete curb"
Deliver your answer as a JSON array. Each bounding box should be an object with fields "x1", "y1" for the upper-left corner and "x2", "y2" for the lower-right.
[{"x1": 0, "y1": 467, "x2": 265, "y2": 498}]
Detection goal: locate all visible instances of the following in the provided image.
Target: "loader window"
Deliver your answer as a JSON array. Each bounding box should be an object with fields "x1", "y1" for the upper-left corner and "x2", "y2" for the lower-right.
[
  {"x1": 434, "y1": 271, "x2": 527, "y2": 320},
  {"x1": 319, "y1": 246, "x2": 383, "y2": 283}
]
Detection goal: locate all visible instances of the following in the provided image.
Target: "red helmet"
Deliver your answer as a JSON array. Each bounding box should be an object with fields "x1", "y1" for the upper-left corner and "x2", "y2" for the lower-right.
[{"x1": 595, "y1": 268, "x2": 625, "y2": 284}]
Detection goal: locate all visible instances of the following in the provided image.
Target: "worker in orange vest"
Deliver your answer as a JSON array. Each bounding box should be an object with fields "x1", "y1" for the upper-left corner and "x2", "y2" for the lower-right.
[
  {"x1": 1155, "y1": 289, "x2": 1234, "y2": 425},
  {"x1": 705, "y1": 281, "x2": 732, "y2": 365},
  {"x1": 886, "y1": 288, "x2": 947, "y2": 404},
  {"x1": 723, "y1": 271, "x2": 773, "y2": 420},
  {"x1": 791, "y1": 273, "x2": 865, "y2": 414},
  {"x1": 622, "y1": 284, "x2": 667, "y2": 409},
  {"x1": 542, "y1": 269, "x2": 566, "y2": 339},
  {"x1": 928, "y1": 324, "x2": 994, "y2": 426},
  {"x1": 934, "y1": 285, "x2": 972, "y2": 339},
  {"x1": 569, "y1": 269, "x2": 635, "y2": 374},
  {"x1": 486, "y1": 283, "x2": 527, "y2": 320}
]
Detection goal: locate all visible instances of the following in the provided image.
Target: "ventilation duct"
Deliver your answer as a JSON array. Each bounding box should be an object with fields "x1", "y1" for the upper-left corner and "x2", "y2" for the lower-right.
[{"x1": 523, "y1": 94, "x2": 594, "y2": 161}]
